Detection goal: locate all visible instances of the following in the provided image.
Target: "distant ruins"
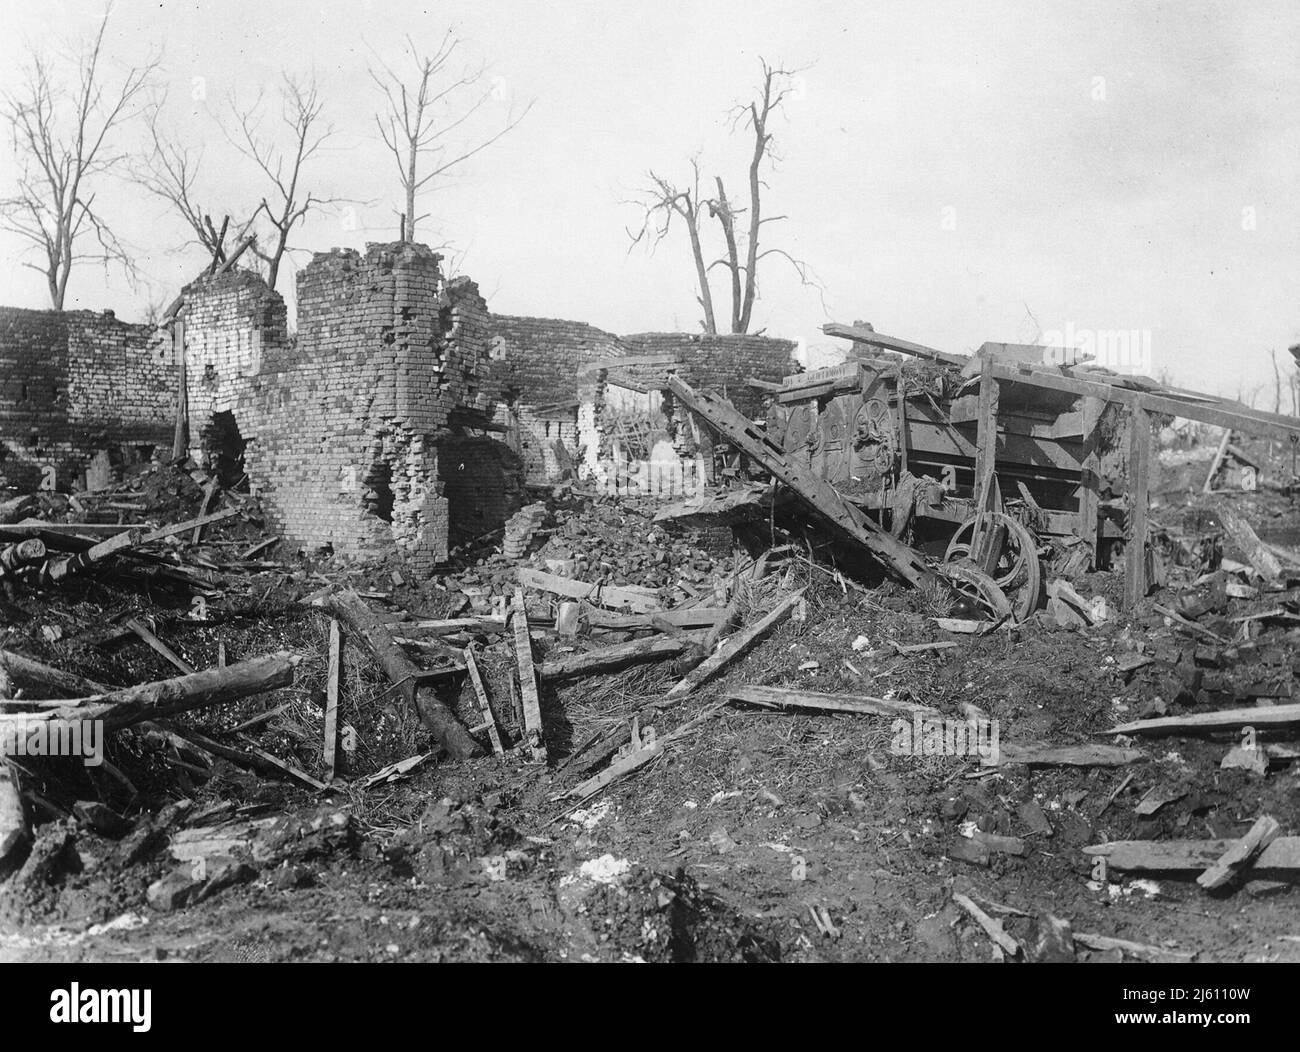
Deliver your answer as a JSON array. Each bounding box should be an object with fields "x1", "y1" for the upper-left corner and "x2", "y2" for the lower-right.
[{"x1": 0, "y1": 241, "x2": 800, "y2": 567}]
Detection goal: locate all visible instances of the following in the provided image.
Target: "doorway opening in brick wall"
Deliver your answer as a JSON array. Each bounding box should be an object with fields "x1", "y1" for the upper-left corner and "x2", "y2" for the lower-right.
[{"x1": 201, "y1": 411, "x2": 248, "y2": 489}]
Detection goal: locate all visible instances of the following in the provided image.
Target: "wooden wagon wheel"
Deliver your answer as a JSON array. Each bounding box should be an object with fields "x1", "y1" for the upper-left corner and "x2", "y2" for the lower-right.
[
  {"x1": 943, "y1": 512, "x2": 1042, "y2": 621},
  {"x1": 939, "y1": 561, "x2": 1014, "y2": 621}
]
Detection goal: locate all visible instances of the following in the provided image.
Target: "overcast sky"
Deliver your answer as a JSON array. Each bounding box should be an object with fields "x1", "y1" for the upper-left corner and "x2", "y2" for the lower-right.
[{"x1": 2, "y1": 0, "x2": 1297, "y2": 400}]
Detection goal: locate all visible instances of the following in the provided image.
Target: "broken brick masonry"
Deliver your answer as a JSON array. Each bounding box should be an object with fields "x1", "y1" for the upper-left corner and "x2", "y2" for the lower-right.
[
  {"x1": 1, "y1": 243, "x2": 523, "y2": 569},
  {"x1": 1, "y1": 243, "x2": 799, "y2": 562}
]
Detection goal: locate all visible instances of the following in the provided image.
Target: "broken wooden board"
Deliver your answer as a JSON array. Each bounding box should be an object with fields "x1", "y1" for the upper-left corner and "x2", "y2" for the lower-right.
[
  {"x1": 511, "y1": 589, "x2": 547, "y2": 763},
  {"x1": 1083, "y1": 836, "x2": 1300, "y2": 873},
  {"x1": 726, "y1": 685, "x2": 939, "y2": 718},
  {"x1": 994, "y1": 742, "x2": 1145, "y2": 767},
  {"x1": 1217, "y1": 503, "x2": 1283, "y2": 583},
  {"x1": 661, "y1": 588, "x2": 806, "y2": 703},
  {"x1": 516, "y1": 566, "x2": 660, "y2": 613},
  {"x1": 1107, "y1": 703, "x2": 1300, "y2": 736},
  {"x1": 538, "y1": 636, "x2": 691, "y2": 681},
  {"x1": 463, "y1": 647, "x2": 503, "y2": 755},
  {"x1": 127, "y1": 618, "x2": 195, "y2": 675},
  {"x1": 1197, "y1": 816, "x2": 1280, "y2": 890}
]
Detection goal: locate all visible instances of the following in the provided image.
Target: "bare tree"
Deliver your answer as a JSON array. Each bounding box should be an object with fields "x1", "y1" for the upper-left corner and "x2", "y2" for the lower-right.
[
  {"x1": 370, "y1": 32, "x2": 532, "y2": 242},
  {"x1": 132, "y1": 97, "x2": 253, "y2": 271},
  {"x1": 224, "y1": 75, "x2": 338, "y2": 291},
  {"x1": 1, "y1": 9, "x2": 158, "y2": 308},
  {"x1": 630, "y1": 59, "x2": 817, "y2": 334},
  {"x1": 627, "y1": 160, "x2": 718, "y2": 333}
]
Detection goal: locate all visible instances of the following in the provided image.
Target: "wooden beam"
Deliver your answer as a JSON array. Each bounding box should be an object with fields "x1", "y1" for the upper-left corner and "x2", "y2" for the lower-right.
[
  {"x1": 323, "y1": 619, "x2": 340, "y2": 780},
  {"x1": 661, "y1": 588, "x2": 806, "y2": 702},
  {"x1": 538, "y1": 636, "x2": 691, "y2": 680},
  {"x1": 1077, "y1": 396, "x2": 1102, "y2": 567},
  {"x1": 822, "y1": 323, "x2": 967, "y2": 367},
  {"x1": 1107, "y1": 703, "x2": 1300, "y2": 736},
  {"x1": 1125, "y1": 404, "x2": 1151, "y2": 609},
  {"x1": 971, "y1": 356, "x2": 1001, "y2": 562},
  {"x1": 172, "y1": 316, "x2": 188, "y2": 461},
  {"x1": 511, "y1": 589, "x2": 546, "y2": 762},
  {"x1": 1084, "y1": 836, "x2": 1300, "y2": 873},
  {"x1": 727, "y1": 685, "x2": 938, "y2": 717}
]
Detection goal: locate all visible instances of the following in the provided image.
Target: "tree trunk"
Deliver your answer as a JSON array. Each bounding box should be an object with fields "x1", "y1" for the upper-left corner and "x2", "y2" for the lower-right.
[
  {"x1": 713, "y1": 177, "x2": 744, "y2": 333},
  {"x1": 686, "y1": 211, "x2": 717, "y2": 334}
]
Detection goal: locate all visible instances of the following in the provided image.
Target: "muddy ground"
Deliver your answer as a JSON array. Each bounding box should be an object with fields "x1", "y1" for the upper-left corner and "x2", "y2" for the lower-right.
[{"x1": 2, "y1": 442, "x2": 1300, "y2": 964}]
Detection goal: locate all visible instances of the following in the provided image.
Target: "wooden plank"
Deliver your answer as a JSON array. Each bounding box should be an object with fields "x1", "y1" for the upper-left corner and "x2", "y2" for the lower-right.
[
  {"x1": 323, "y1": 619, "x2": 340, "y2": 779},
  {"x1": 1203, "y1": 428, "x2": 1232, "y2": 493},
  {"x1": 140, "y1": 507, "x2": 240, "y2": 544},
  {"x1": 662, "y1": 588, "x2": 806, "y2": 702},
  {"x1": 1108, "y1": 703, "x2": 1300, "y2": 736},
  {"x1": 516, "y1": 566, "x2": 661, "y2": 613},
  {"x1": 1125, "y1": 404, "x2": 1151, "y2": 609},
  {"x1": 1077, "y1": 396, "x2": 1102, "y2": 565},
  {"x1": 993, "y1": 742, "x2": 1144, "y2": 767},
  {"x1": 1083, "y1": 836, "x2": 1300, "y2": 873},
  {"x1": 126, "y1": 618, "x2": 195, "y2": 675},
  {"x1": 1198, "y1": 816, "x2": 1280, "y2": 890},
  {"x1": 580, "y1": 606, "x2": 728, "y2": 630},
  {"x1": 970, "y1": 356, "x2": 1001, "y2": 561},
  {"x1": 192, "y1": 479, "x2": 219, "y2": 544},
  {"x1": 727, "y1": 685, "x2": 938, "y2": 717},
  {"x1": 538, "y1": 636, "x2": 690, "y2": 680},
  {"x1": 1217, "y1": 503, "x2": 1283, "y2": 582},
  {"x1": 172, "y1": 315, "x2": 188, "y2": 461},
  {"x1": 463, "y1": 648, "x2": 503, "y2": 755},
  {"x1": 511, "y1": 589, "x2": 546, "y2": 762}
]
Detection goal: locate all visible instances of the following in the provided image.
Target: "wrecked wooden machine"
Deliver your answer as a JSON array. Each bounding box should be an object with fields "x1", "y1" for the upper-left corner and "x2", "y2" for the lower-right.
[{"x1": 662, "y1": 322, "x2": 1300, "y2": 622}]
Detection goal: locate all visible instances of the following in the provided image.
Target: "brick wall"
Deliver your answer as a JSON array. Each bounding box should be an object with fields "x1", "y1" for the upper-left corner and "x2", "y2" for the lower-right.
[
  {"x1": 0, "y1": 307, "x2": 173, "y2": 492},
  {"x1": 172, "y1": 242, "x2": 519, "y2": 569},
  {"x1": 620, "y1": 332, "x2": 798, "y2": 417},
  {"x1": 487, "y1": 314, "x2": 626, "y2": 483}
]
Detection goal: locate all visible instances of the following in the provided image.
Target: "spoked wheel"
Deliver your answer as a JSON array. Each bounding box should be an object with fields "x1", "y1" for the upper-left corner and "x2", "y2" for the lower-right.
[
  {"x1": 943, "y1": 512, "x2": 1042, "y2": 621},
  {"x1": 939, "y1": 561, "x2": 1013, "y2": 621}
]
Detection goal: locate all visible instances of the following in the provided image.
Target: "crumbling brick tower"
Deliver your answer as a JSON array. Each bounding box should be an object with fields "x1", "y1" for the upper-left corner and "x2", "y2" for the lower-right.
[{"x1": 176, "y1": 241, "x2": 514, "y2": 569}]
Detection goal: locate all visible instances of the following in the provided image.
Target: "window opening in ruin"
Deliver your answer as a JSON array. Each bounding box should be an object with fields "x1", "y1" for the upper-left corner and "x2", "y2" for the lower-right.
[{"x1": 361, "y1": 461, "x2": 395, "y2": 523}]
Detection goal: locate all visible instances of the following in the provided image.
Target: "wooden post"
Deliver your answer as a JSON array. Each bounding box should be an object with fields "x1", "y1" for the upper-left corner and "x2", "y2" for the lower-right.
[
  {"x1": 1078, "y1": 396, "x2": 1102, "y2": 568},
  {"x1": 971, "y1": 355, "x2": 1001, "y2": 562},
  {"x1": 1125, "y1": 403, "x2": 1152, "y2": 609},
  {"x1": 1202, "y1": 428, "x2": 1232, "y2": 493},
  {"x1": 463, "y1": 647, "x2": 504, "y2": 755},
  {"x1": 324, "y1": 619, "x2": 340, "y2": 779},
  {"x1": 172, "y1": 316, "x2": 189, "y2": 463}
]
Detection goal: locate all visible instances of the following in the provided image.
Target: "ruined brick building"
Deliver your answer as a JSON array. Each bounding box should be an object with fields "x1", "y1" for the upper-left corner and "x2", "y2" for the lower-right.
[{"x1": 1, "y1": 240, "x2": 801, "y2": 561}]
